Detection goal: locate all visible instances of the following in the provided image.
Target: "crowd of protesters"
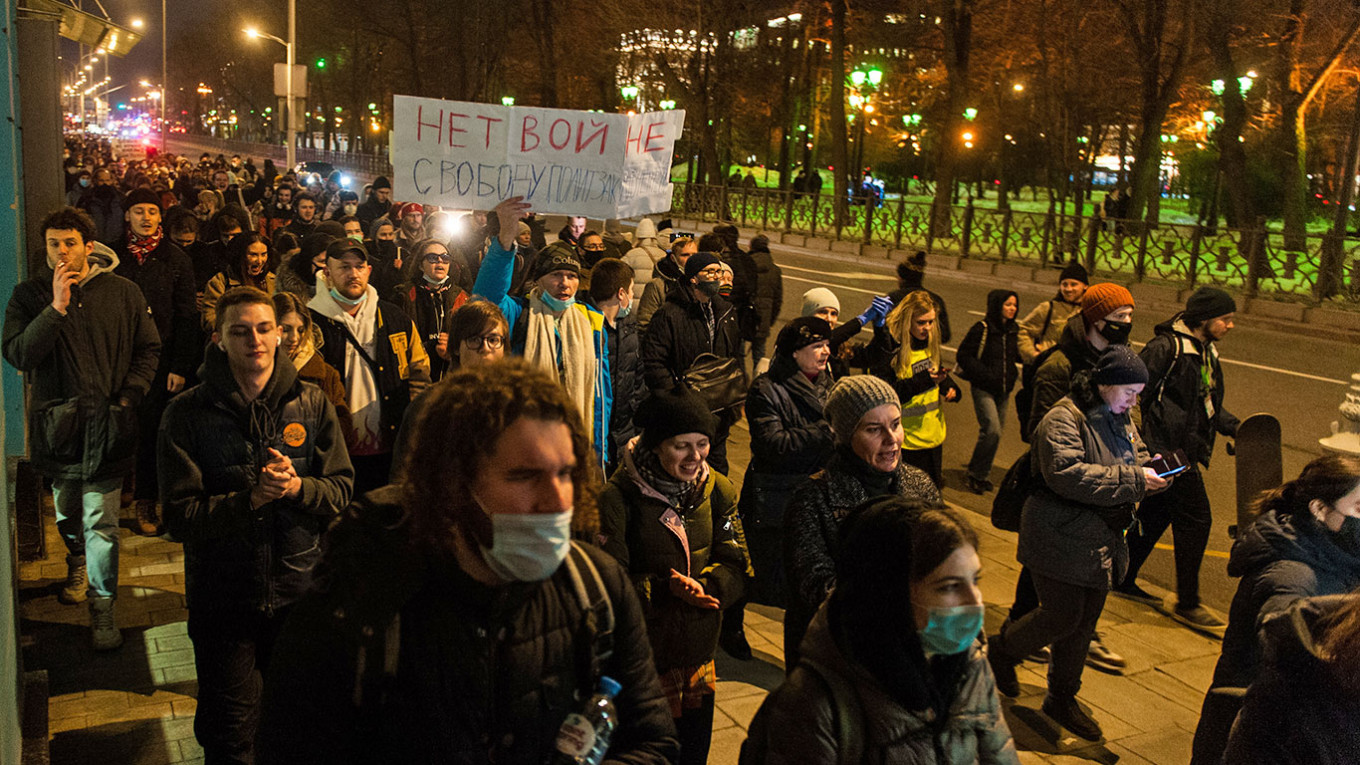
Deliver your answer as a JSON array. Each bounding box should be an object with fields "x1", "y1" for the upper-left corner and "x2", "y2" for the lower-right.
[{"x1": 7, "y1": 135, "x2": 1357, "y2": 763}]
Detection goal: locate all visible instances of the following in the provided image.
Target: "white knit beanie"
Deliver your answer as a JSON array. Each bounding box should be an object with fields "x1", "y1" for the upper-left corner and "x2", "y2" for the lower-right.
[{"x1": 801, "y1": 287, "x2": 840, "y2": 317}]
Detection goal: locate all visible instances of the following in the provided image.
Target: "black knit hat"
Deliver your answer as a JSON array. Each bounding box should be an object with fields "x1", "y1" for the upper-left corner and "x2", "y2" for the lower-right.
[
  {"x1": 1059, "y1": 259, "x2": 1089, "y2": 285},
  {"x1": 372, "y1": 175, "x2": 392, "y2": 191},
  {"x1": 531, "y1": 242, "x2": 581, "y2": 281},
  {"x1": 637, "y1": 387, "x2": 718, "y2": 451},
  {"x1": 775, "y1": 316, "x2": 833, "y2": 358},
  {"x1": 684, "y1": 252, "x2": 722, "y2": 281},
  {"x1": 1183, "y1": 287, "x2": 1237, "y2": 325},
  {"x1": 1092, "y1": 345, "x2": 1148, "y2": 386},
  {"x1": 125, "y1": 187, "x2": 162, "y2": 211}
]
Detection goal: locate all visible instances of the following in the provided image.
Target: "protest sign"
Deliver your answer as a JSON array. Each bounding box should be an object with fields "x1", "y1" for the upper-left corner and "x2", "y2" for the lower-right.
[{"x1": 391, "y1": 95, "x2": 685, "y2": 218}]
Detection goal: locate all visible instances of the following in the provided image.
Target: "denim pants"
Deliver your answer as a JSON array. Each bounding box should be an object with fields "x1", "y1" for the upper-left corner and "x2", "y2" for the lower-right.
[
  {"x1": 967, "y1": 387, "x2": 1007, "y2": 482},
  {"x1": 188, "y1": 608, "x2": 290, "y2": 765},
  {"x1": 52, "y1": 478, "x2": 122, "y2": 598}
]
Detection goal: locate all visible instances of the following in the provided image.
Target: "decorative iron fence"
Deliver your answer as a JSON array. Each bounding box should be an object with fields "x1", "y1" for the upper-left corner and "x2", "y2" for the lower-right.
[
  {"x1": 163, "y1": 133, "x2": 392, "y2": 179},
  {"x1": 669, "y1": 182, "x2": 1360, "y2": 304}
]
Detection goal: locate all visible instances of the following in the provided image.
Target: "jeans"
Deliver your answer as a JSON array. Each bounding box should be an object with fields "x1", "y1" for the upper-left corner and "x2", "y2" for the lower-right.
[
  {"x1": 967, "y1": 388, "x2": 1007, "y2": 482},
  {"x1": 188, "y1": 608, "x2": 290, "y2": 765},
  {"x1": 1123, "y1": 467, "x2": 1212, "y2": 608},
  {"x1": 993, "y1": 571, "x2": 1108, "y2": 699},
  {"x1": 52, "y1": 478, "x2": 122, "y2": 598}
]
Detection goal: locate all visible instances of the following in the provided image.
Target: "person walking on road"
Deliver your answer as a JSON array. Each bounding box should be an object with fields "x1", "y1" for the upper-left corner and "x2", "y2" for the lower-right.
[
  {"x1": 988, "y1": 346, "x2": 1167, "y2": 742},
  {"x1": 957, "y1": 289, "x2": 1020, "y2": 494},
  {"x1": 1117, "y1": 287, "x2": 1241, "y2": 634},
  {"x1": 743, "y1": 499, "x2": 1020, "y2": 765},
  {"x1": 4, "y1": 207, "x2": 161, "y2": 651},
  {"x1": 1190, "y1": 454, "x2": 1360, "y2": 765},
  {"x1": 875, "y1": 290, "x2": 961, "y2": 488},
  {"x1": 783, "y1": 375, "x2": 940, "y2": 670},
  {"x1": 1017, "y1": 260, "x2": 1087, "y2": 364}
]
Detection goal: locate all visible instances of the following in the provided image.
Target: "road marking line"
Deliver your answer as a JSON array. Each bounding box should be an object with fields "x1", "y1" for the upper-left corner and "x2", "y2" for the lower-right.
[
  {"x1": 1157, "y1": 542, "x2": 1230, "y2": 560},
  {"x1": 784, "y1": 274, "x2": 881, "y2": 296},
  {"x1": 781, "y1": 263, "x2": 896, "y2": 281}
]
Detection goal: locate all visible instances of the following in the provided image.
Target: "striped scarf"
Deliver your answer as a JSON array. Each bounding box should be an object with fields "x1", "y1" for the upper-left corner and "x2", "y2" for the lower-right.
[{"x1": 126, "y1": 225, "x2": 163, "y2": 265}]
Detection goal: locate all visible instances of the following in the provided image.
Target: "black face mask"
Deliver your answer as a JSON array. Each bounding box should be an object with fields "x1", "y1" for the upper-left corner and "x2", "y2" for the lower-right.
[
  {"x1": 376, "y1": 239, "x2": 398, "y2": 260},
  {"x1": 1099, "y1": 319, "x2": 1133, "y2": 345}
]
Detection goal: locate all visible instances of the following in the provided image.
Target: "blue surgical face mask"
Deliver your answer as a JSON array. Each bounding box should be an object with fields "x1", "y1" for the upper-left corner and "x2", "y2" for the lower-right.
[
  {"x1": 329, "y1": 286, "x2": 366, "y2": 307},
  {"x1": 477, "y1": 506, "x2": 574, "y2": 582},
  {"x1": 617, "y1": 290, "x2": 632, "y2": 319},
  {"x1": 917, "y1": 604, "x2": 985, "y2": 655},
  {"x1": 540, "y1": 290, "x2": 575, "y2": 312},
  {"x1": 422, "y1": 273, "x2": 449, "y2": 286}
]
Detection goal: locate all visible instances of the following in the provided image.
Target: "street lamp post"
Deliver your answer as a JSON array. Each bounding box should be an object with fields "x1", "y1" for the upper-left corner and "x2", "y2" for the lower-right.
[
  {"x1": 161, "y1": 0, "x2": 167, "y2": 151},
  {"x1": 245, "y1": 1, "x2": 296, "y2": 171}
]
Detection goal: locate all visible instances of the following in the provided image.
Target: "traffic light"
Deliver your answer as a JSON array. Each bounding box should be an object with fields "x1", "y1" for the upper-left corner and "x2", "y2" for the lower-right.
[{"x1": 315, "y1": 58, "x2": 326, "y2": 69}]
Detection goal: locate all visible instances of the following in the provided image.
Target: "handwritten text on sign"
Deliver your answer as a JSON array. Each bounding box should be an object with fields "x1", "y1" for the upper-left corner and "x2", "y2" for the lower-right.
[{"x1": 392, "y1": 96, "x2": 685, "y2": 219}]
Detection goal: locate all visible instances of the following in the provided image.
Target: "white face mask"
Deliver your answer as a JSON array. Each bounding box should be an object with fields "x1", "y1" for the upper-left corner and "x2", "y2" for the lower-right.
[{"x1": 474, "y1": 494, "x2": 573, "y2": 582}]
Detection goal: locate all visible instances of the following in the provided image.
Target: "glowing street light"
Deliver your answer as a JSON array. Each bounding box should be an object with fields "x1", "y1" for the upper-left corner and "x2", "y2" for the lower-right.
[
  {"x1": 244, "y1": 21, "x2": 296, "y2": 169},
  {"x1": 621, "y1": 85, "x2": 640, "y2": 100},
  {"x1": 130, "y1": 18, "x2": 144, "y2": 29},
  {"x1": 1013, "y1": 83, "x2": 1025, "y2": 92},
  {"x1": 501, "y1": 96, "x2": 515, "y2": 106},
  {"x1": 963, "y1": 107, "x2": 978, "y2": 121},
  {"x1": 659, "y1": 99, "x2": 677, "y2": 110}
]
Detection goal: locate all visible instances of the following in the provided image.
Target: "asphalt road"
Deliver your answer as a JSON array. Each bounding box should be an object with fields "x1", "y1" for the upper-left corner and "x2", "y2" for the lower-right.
[{"x1": 735, "y1": 239, "x2": 1359, "y2": 614}]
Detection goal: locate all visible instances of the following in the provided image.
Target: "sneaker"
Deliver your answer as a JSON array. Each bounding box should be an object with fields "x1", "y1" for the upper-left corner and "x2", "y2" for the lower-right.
[
  {"x1": 719, "y1": 627, "x2": 754, "y2": 661},
  {"x1": 1042, "y1": 694, "x2": 1103, "y2": 741},
  {"x1": 59, "y1": 554, "x2": 88, "y2": 605},
  {"x1": 1174, "y1": 605, "x2": 1227, "y2": 636},
  {"x1": 89, "y1": 597, "x2": 123, "y2": 651},
  {"x1": 1112, "y1": 581, "x2": 1162, "y2": 606},
  {"x1": 1085, "y1": 632, "x2": 1126, "y2": 673},
  {"x1": 986, "y1": 642, "x2": 1020, "y2": 697},
  {"x1": 134, "y1": 499, "x2": 162, "y2": 537},
  {"x1": 1025, "y1": 646, "x2": 1052, "y2": 664},
  {"x1": 963, "y1": 475, "x2": 988, "y2": 494}
]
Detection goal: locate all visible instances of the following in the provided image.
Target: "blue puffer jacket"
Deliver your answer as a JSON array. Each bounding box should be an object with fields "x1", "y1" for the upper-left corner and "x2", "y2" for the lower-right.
[{"x1": 473, "y1": 238, "x2": 611, "y2": 465}]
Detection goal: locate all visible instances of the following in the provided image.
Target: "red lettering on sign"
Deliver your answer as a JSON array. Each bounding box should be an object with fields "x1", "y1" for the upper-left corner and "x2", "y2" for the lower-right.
[
  {"x1": 644, "y1": 121, "x2": 666, "y2": 153},
  {"x1": 446, "y1": 112, "x2": 468, "y2": 148},
  {"x1": 476, "y1": 115, "x2": 503, "y2": 150},
  {"x1": 416, "y1": 105, "x2": 442, "y2": 144},
  {"x1": 576, "y1": 119, "x2": 609, "y2": 155},
  {"x1": 549, "y1": 119, "x2": 571, "y2": 151},
  {"x1": 625, "y1": 123, "x2": 644, "y2": 156},
  {"x1": 521, "y1": 115, "x2": 540, "y2": 152}
]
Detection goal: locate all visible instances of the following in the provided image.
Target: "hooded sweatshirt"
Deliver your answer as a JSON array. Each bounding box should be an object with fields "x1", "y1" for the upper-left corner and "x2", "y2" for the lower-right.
[
  {"x1": 1209, "y1": 509, "x2": 1360, "y2": 689},
  {"x1": 955, "y1": 289, "x2": 1019, "y2": 398},
  {"x1": 309, "y1": 282, "x2": 384, "y2": 454}
]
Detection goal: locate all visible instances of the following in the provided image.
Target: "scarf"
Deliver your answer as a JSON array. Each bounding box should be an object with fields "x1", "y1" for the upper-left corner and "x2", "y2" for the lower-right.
[
  {"x1": 834, "y1": 444, "x2": 895, "y2": 497},
  {"x1": 126, "y1": 225, "x2": 164, "y2": 266},
  {"x1": 524, "y1": 289, "x2": 596, "y2": 441},
  {"x1": 308, "y1": 282, "x2": 382, "y2": 454}
]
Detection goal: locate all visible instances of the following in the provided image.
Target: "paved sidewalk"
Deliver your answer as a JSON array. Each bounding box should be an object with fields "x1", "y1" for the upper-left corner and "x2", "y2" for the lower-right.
[{"x1": 19, "y1": 482, "x2": 1223, "y2": 765}]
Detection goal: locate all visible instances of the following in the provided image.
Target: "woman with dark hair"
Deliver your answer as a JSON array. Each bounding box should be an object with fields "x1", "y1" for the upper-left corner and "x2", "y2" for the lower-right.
[
  {"x1": 200, "y1": 231, "x2": 277, "y2": 330},
  {"x1": 957, "y1": 289, "x2": 1020, "y2": 493},
  {"x1": 258, "y1": 361, "x2": 679, "y2": 763},
  {"x1": 743, "y1": 498, "x2": 1018, "y2": 764},
  {"x1": 395, "y1": 239, "x2": 470, "y2": 382},
  {"x1": 277, "y1": 232, "x2": 331, "y2": 300},
  {"x1": 598, "y1": 385, "x2": 751, "y2": 765},
  {"x1": 272, "y1": 291, "x2": 352, "y2": 443},
  {"x1": 1222, "y1": 591, "x2": 1360, "y2": 764},
  {"x1": 1190, "y1": 454, "x2": 1360, "y2": 764},
  {"x1": 987, "y1": 345, "x2": 1165, "y2": 742}
]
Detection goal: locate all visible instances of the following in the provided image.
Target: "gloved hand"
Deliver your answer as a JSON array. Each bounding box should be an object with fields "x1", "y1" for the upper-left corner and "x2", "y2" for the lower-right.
[
  {"x1": 856, "y1": 295, "x2": 895, "y2": 327},
  {"x1": 871, "y1": 295, "x2": 895, "y2": 327}
]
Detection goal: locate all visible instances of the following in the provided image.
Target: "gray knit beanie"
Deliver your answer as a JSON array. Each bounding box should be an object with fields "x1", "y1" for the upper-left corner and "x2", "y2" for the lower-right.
[{"x1": 825, "y1": 375, "x2": 900, "y2": 445}]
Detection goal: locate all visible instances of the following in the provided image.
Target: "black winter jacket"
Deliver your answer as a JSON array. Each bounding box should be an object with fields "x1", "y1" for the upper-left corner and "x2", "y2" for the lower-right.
[
  {"x1": 394, "y1": 279, "x2": 469, "y2": 382},
  {"x1": 598, "y1": 454, "x2": 751, "y2": 671},
  {"x1": 744, "y1": 356, "x2": 834, "y2": 476},
  {"x1": 1209, "y1": 509, "x2": 1360, "y2": 690},
  {"x1": 1138, "y1": 315, "x2": 1240, "y2": 467},
  {"x1": 956, "y1": 289, "x2": 1020, "y2": 398},
  {"x1": 746, "y1": 242, "x2": 783, "y2": 339},
  {"x1": 1222, "y1": 596, "x2": 1360, "y2": 764},
  {"x1": 257, "y1": 488, "x2": 680, "y2": 765},
  {"x1": 605, "y1": 312, "x2": 644, "y2": 469},
  {"x1": 1025, "y1": 312, "x2": 1104, "y2": 438},
  {"x1": 3, "y1": 250, "x2": 160, "y2": 481},
  {"x1": 640, "y1": 285, "x2": 742, "y2": 391},
  {"x1": 158, "y1": 346, "x2": 354, "y2": 615},
  {"x1": 114, "y1": 237, "x2": 200, "y2": 379}
]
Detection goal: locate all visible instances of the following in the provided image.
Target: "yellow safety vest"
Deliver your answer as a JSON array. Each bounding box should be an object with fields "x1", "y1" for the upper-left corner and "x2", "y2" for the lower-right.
[{"x1": 898, "y1": 344, "x2": 946, "y2": 449}]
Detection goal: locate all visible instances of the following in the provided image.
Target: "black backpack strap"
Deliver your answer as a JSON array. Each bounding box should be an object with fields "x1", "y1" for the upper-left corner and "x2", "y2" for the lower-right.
[
  {"x1": 565, "y1": 542, "x2": 615, "y2": 689},
  {"x1": 352, "y1": 611, "x2": 401, "y2": 742},
  {"x1": 800, "y1": 657, "x2": 865, "y2": 765}
]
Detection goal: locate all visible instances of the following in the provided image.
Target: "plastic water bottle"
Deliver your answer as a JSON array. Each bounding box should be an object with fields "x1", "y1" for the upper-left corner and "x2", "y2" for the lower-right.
[{"x1": 552, "y1": 675, "x2": 622, "y2": 765}]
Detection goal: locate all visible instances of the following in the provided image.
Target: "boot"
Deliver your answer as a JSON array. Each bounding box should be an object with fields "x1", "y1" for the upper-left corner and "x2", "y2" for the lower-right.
[
  {"x1": 719, "y1": 603, "x2": 754, "y2": 661},
  {"x1": 986, "y1": 641, "x2": 1020, "y2": 697},
  {"x1": 1042, "y1": 694, "x2": 1103, "y2": 741},
  {"x1": 59, "y1": 554, "x2": 88, "y2": 605},
  {"x1": 89, "y1": 597, "x2": 123, "y2": 651},
  {"x1": 134, "y1": 499, "x2": 162, "y2": 537}
]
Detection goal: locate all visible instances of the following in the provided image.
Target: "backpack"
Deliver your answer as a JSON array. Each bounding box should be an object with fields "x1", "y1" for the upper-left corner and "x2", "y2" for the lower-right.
[
  {"x1": 991, "y1": 450, "x2": 1035, "y2": 532},
  {"x1": 739, "y1": 656, "x2": 864, "y2": 765},
  {"x1": 353, "y1": 541, "x2": 614, "y2": 720},
  {"x1": 1014, "y1": 345, "x2": 1062, "y2": 443},
  {"x1": 953, "y1": 321, "x2": 987, "y2": 383}
]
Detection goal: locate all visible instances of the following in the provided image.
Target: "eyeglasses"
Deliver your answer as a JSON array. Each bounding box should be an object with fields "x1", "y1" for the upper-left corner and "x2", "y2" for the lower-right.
[
  {"x1": 424, "y1": 252, "x2": 451, "y2": 264},
  {"x1": 581, "y1": 244, "x2": 607, "y2": 252},
  {"x1": 697, "y1": 267, "x2": 724, "y2": 278},
  {"x1": 464, "y1": 333, "x2": 505, "y2": 351}
]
